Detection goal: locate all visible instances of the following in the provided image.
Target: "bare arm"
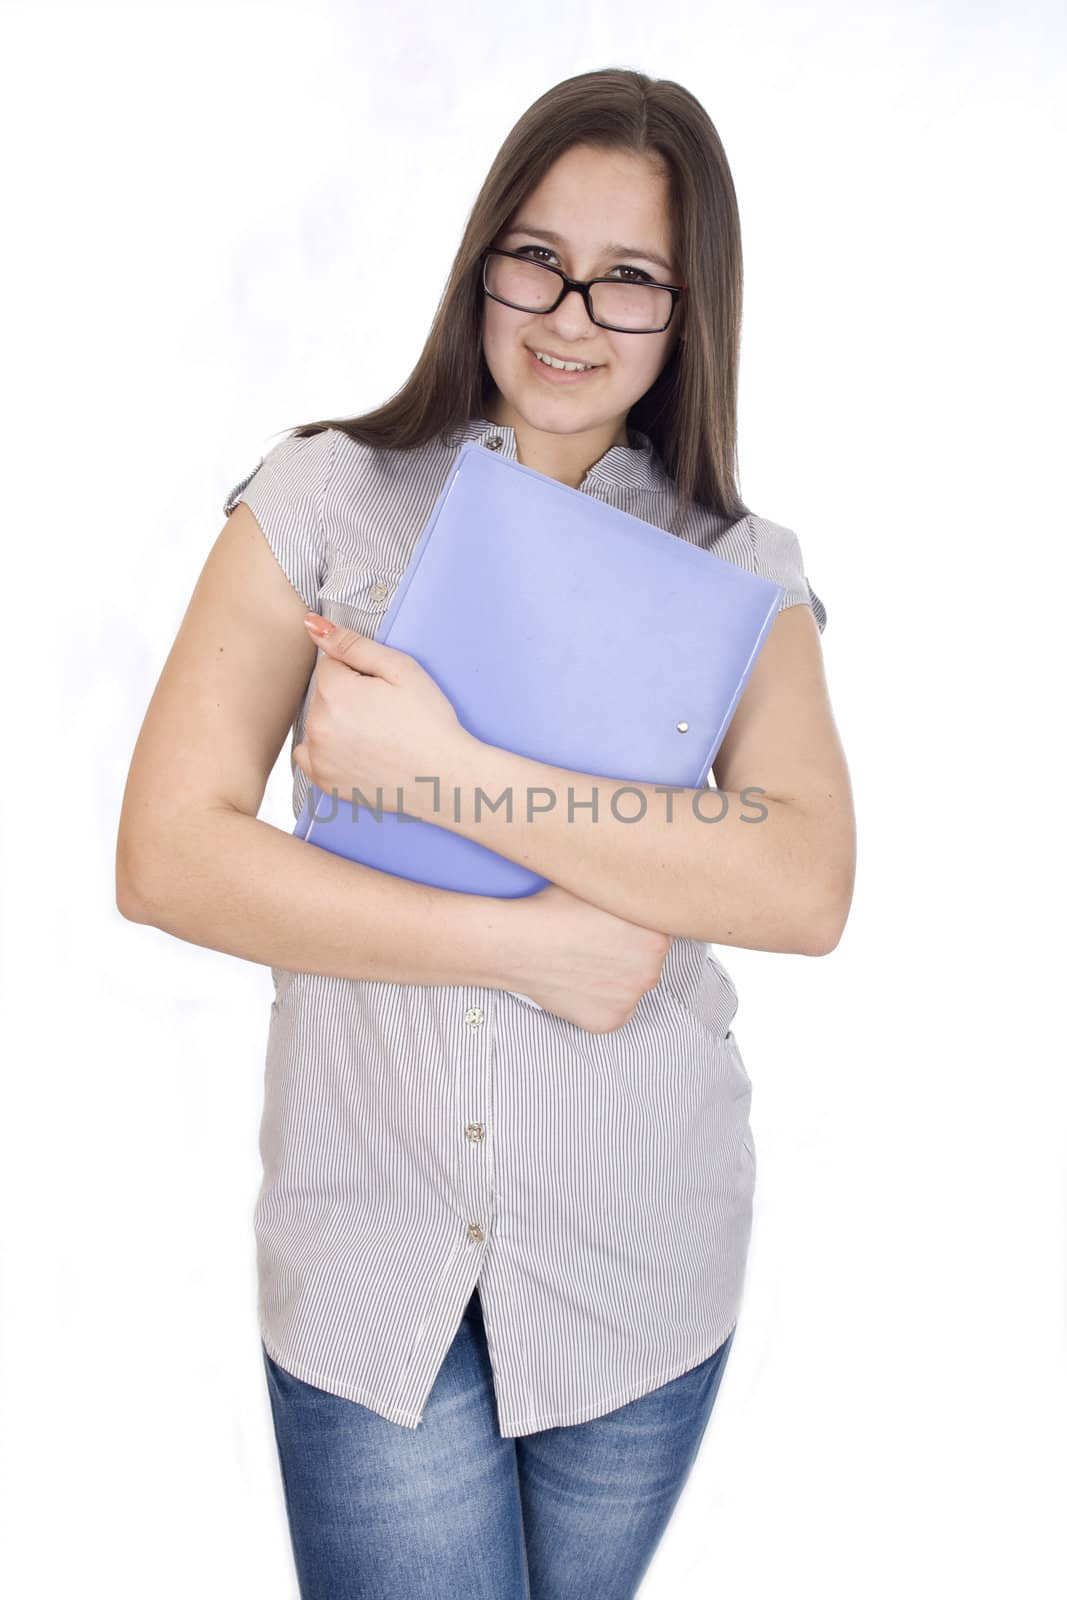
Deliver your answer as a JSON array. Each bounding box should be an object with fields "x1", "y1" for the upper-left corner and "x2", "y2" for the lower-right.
[
  {"x1": 393, "y1": 603, "x2": 855, "y2": 954},
  {"x1": 115, "y1": 500, "x2": 527, "y2": 988}
]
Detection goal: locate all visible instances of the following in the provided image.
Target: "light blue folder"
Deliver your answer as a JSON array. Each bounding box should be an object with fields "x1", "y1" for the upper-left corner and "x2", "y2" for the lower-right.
[{"x1": 293, "y1": 440, "x2": 783, "y2": 900}]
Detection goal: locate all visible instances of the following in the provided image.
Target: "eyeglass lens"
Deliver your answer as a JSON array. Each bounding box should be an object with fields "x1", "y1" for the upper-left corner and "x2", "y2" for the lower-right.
[{"x1": 485, "y1": 254, "x2": 673, "y2": 333}]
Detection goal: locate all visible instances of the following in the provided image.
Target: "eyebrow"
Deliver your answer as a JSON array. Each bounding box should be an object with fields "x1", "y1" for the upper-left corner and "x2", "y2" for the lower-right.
[{"x1": 501, "y1": 222, "x2": 674, "y2": 276}]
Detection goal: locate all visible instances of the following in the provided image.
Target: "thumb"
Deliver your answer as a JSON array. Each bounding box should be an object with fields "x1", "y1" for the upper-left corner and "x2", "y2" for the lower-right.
[
  {"x1": 303, "y1": 614, "x2": 406, "y2": 682},
  {"x1": 304, "y1": 614, "x2": 353, "y2": 647}
]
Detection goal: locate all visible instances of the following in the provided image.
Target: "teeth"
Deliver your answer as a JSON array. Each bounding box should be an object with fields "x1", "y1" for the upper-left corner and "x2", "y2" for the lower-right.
[{"x1": 534, "y1": 349, "x2": 596, "y2": 372}]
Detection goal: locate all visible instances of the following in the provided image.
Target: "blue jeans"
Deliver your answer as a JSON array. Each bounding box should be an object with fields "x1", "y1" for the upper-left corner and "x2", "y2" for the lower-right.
[{"x1": 262, "y1": 1286, "x2": 736, "y2": 1598}]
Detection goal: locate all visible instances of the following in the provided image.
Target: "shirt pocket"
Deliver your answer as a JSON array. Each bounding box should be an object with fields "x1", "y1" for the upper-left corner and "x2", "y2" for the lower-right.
[
  {"x1": 317, "y1": 559, "x2": 405, "y2": 638},
  {"x1": 687, "y1": 952, "x2": 740, "y2": 1039},
  {"x1": 662, "y1": 953, "x2": 751, "y2": 1100}
]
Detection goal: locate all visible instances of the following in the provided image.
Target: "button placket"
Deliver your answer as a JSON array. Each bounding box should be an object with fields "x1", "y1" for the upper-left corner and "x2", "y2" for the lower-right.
[{"x1": 458, "y1": 994, "x2": 494, "y2": 1249}]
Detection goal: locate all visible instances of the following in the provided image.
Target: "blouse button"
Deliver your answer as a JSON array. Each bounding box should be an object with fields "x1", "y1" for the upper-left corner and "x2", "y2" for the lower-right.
[
  {"x1": 467, "y1": 1222, "x2": 485, "y2": 1242},
  {"x1": 465, "y1": 1122, "x2": 485, "y2": 1142},
  {"x1": 368, "y1": 580, "x2": 391, "y2": 602},
  {"x1": 464, "y1": 1006, "x2": 485, "y2": 1027},
  {"x1": 484, "y1": 436, "x2": 503, "y2": 450}
]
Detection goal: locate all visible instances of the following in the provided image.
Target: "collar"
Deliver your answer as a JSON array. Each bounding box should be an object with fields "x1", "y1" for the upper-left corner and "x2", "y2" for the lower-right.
[{"x1": 448, "y1": 416, "x2": 668, "y2": 494}]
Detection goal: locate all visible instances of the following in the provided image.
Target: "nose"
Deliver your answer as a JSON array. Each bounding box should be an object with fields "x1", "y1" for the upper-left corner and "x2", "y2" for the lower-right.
[{"x1": 542, "y1": 282, "x2": 597, "y2": 336}]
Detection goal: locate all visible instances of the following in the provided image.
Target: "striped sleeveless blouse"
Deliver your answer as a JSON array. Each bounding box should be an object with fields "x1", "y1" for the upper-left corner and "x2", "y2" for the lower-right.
[{"x1": 222, "y1": 417, "x2": 827, "y2": 1436}]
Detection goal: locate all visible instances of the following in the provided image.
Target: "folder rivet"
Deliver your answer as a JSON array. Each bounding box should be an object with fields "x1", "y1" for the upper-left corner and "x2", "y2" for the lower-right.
[{"x1": 676, "y1": 721, "x2": 690, "y2": 733}]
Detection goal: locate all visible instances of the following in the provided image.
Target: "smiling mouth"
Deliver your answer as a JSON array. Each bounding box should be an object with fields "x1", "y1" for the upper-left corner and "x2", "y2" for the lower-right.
[{"x1": 527, "y1": 347, "x2": 604, "y2": 373}]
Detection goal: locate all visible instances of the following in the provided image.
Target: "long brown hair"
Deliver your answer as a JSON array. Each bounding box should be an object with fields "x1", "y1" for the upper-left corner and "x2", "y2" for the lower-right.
[{"x1": 283, "y1": 68, "x2": 750, "y2": 529}]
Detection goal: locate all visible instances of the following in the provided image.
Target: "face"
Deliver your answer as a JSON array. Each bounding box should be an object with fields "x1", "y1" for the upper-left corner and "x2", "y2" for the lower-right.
[{"x1": 481, "y1": 143, "x2": 683, "y2": 486}]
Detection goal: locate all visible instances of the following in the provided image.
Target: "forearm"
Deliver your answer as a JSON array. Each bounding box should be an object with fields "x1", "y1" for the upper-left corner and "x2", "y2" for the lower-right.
[
  {"x1": 116, "y1": 804, "x2": 525, "y2": 987},
  {"x1": 404, "y1": 737, "x2": 839, "y2": 953}
]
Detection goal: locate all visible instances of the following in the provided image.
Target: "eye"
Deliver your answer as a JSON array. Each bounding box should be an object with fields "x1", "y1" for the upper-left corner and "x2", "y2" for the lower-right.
[
  {"x1": 513, "y1": 244, "x2": 654, "y2": 284},
  {"x1": 610, "y1": 264, "x2": 654, "y2": 284}
]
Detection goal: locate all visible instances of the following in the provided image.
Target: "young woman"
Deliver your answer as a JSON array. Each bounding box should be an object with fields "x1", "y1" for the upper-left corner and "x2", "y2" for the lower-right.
[{"x1": 117, "y1": 67, "x2": 854, "y2": 1600}]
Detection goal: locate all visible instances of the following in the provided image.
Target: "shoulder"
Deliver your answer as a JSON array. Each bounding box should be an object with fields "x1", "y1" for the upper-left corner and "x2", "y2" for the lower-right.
[
  {"x1": 745, "y1": 512, "x2": 828, "y2": 634},
  {"x1": 743, "y1": 510, "x2": 805, "y2": 581},
  {"x1": 685, "y1": 505, "x2": 829, "y2": 636},
  {"x1": 222, "y1": 427, "x2": 342, "y2": 520},
  {"x1": 220, "y1": 424, "x2": 397, "y2": 548}
]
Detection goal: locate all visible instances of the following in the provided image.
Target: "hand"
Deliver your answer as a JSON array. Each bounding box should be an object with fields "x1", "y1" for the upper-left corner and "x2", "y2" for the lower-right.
[
  {"x1": 292, "y1": 615, "x2": 471, "y2": 810},
  {"x1": 510, "y1": 883, "x2": 674, "y2": 1033}
]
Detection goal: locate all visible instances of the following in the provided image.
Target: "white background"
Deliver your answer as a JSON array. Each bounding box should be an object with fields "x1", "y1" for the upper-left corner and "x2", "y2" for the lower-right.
[{"x1": 1, "y1": 1, "x2": 1064, "y2": 1594}]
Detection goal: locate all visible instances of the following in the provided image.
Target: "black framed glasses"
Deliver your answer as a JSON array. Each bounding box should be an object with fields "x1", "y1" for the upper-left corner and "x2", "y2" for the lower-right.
[{"x1": 481, "y1": 247, "x2": 686, "y2": 335}]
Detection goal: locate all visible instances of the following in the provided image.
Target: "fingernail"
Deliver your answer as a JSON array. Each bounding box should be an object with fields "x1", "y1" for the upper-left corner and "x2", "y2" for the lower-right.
[{"x1": 304, "y1": 616, "x2": 333, "y2": 638}]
